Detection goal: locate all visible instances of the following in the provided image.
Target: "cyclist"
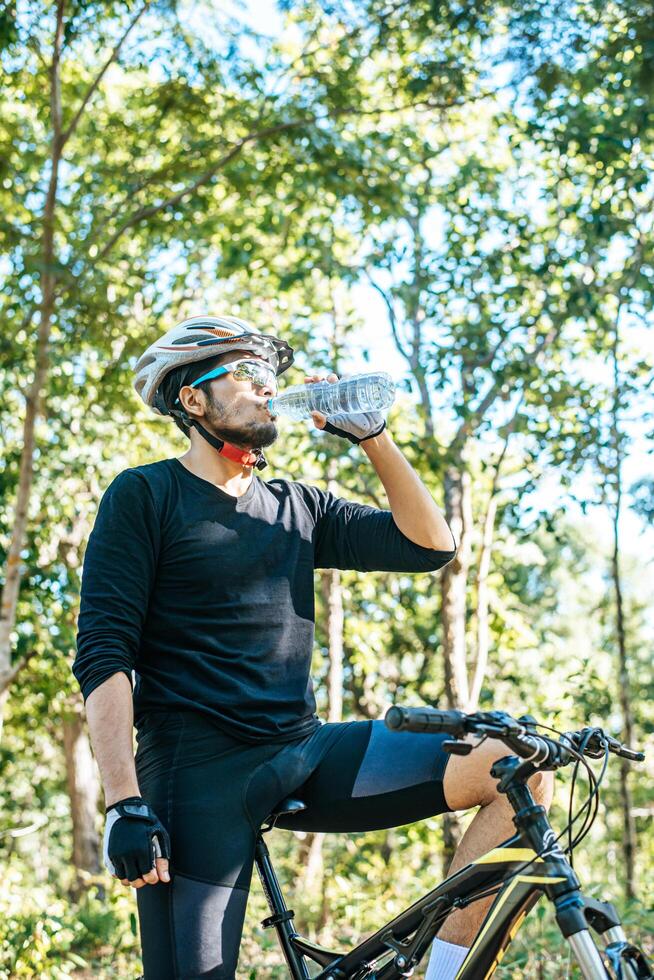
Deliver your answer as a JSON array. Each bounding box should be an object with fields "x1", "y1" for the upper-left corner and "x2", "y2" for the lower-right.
[{"x1": 73, "y1": 314, "x2": 553, "y2": 980}]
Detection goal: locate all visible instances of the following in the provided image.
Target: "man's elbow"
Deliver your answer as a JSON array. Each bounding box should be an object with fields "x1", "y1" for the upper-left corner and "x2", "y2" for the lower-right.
[
  {"x1": 408, "y1": 544, "x2": 457, "y2": 573},
  {"x1": 423, "y1": 528, "x2": 457, "y2": 553},
  {"x1": 73, "y1": 647, "x2": 134, "y2": 704}
]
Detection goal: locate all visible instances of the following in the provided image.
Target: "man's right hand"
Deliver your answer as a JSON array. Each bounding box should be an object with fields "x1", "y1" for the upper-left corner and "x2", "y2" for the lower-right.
[{"x1": 104, "y1": 796, "x2": 171, "y2": 888}]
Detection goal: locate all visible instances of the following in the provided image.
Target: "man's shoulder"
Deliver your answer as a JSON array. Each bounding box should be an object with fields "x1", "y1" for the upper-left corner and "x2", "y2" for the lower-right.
[
  {"x1": 121, "y1": 458, "x2": 175, "y2": 482},
  {"x1": 263, "y1": 476, "x2": 323, "y2": 501},
  {"x1": 104, "y1": 458, "x2": 176, "y2": 503},
  {"x1": 262, "y1": 476, "x2": 329, "y2": 516}
]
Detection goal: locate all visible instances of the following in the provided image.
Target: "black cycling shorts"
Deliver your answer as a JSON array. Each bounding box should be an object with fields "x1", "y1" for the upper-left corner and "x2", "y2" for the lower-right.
[{"x1": 134, "y1": 712, "x2": 452, "y2": 979}]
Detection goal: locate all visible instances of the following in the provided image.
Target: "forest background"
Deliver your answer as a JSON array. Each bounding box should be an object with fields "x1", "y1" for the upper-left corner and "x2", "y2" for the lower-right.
[{"x1": 0, "y1": 0, "x2": 652, "y2": 976}]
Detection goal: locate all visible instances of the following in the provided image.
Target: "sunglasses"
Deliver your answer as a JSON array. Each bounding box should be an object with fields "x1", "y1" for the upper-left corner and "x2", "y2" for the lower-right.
[{"x1": 175, "y1": 358, "x2": 278, "y2": 406}]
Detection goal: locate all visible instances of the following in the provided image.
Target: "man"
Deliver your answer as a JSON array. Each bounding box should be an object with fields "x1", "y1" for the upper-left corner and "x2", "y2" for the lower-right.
[{"x1": 73, "y1": 314, "x2": 552, "y2": 980}]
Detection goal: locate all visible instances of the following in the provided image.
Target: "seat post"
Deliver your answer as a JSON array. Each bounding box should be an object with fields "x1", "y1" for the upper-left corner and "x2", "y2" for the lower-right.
[{"x1": 254, "y1": 832, "x2": 312, "y2": 980}]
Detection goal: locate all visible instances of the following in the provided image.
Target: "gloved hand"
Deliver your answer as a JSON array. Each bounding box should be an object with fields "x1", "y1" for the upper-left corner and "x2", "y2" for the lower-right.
[
  {"x1": 322, "y1": 412, "x2": 387, "y2": 445},
  {"x1": 306, "y1": 371, "x2": 387, "y2": 445},
  {"x1": 104, "y1": 796, "x2": 171, "y2": 885}
]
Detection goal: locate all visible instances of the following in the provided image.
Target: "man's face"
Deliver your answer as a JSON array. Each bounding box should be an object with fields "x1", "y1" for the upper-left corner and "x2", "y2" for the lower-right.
[{"x1": 184, "y1": 349, "x2": 279, "y2": 449}]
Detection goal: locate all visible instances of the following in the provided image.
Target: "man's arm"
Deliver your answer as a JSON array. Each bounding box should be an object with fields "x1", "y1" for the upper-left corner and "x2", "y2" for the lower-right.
[
  {"x1": 307, "y1": 368, "x2": 455, "y2": 554},
  {"x1": 86, "y1": 672, "x2": 140, "y2": 806},
  {"x1": 86, "y1": 672, "x2": 170, "y2": 886},
  {"x1": 360, "y1": 428, "x2": 455, "y2": 551},
  {"x1": 74, "y1": 471, "x2": 168, "y2": 888}
]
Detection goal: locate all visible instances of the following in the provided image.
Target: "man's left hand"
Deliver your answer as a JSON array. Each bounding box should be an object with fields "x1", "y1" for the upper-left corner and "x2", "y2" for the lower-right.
[{"x1": 305, "y1": 372, "x2": 387, "y2": 446}]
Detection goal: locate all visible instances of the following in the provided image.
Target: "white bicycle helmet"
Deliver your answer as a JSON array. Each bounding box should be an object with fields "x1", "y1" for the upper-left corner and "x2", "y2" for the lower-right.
[{"x1": 134, "y1": 314, "x2": 294, "y2": 417}]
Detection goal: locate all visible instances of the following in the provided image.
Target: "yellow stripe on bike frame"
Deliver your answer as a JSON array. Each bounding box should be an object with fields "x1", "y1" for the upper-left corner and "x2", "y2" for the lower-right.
[
  {"x1": 483, "y1": 908, "x2": 530, "y2": 977},
  {"x1": 474, "y1": 847, "x2": 542, "y2": 864},
  {"x1": 454, "y1": 874, "x2": 566, "y2": 980}
]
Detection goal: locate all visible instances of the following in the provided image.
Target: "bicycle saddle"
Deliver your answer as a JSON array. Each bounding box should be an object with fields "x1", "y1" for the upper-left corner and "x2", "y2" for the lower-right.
[{"x1": 267, "y1": 797, "x2": 306, "y2": 821}]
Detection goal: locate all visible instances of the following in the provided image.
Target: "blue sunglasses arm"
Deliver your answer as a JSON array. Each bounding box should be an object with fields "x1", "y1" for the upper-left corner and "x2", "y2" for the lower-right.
[{"x1": 174, "y1": 365, "x2": 229, "y2": 405}]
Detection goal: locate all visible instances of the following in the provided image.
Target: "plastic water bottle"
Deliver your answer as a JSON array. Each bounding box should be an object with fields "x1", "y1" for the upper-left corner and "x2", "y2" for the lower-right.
[{"x1": 268, "y1": 372, "x2": 396, "y2": 420}]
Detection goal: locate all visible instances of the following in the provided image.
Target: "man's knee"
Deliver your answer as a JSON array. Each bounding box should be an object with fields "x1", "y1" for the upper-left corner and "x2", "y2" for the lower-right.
[
  {"x1": 443, "y1": 737, "x2": 556, "y2": 812},
  {"x1": 529, "y1": 768, "x2": 555, "y2": 809},
  {"x1": 443, "y1": 738, "x2": 510, "y2": 810}
]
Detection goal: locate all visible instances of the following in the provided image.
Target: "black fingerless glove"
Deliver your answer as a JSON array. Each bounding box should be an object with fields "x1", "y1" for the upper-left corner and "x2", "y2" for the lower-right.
[
  {"x1": 322, "y1": 416, "x2": 387, "y2": 445},
  {"x1": 103, "y1": 796, "x2": 171, "y2": 880}
]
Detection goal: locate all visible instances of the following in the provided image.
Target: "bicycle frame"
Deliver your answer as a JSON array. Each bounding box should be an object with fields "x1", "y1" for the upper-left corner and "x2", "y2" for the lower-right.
[{"x1": 254, "y1": 754, "x2": 651, "y2": 980}]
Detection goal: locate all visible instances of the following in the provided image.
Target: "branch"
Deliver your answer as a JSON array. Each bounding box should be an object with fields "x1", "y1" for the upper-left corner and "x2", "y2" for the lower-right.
[
  {"x1": 467, "y1": 395, "x2": 523, "y2": 710},
  {"x1": 93, "y1": 92, "x2": 490, "y2": 263},
  {"x1": 0, "y1": 814, "x2": 49, "y2": 839},
  {"x1": 355, "y1": 473, "x2": 385, "y2": 510},
  {"x1": 50, "y1": 0, "x2": 65, "y2": 141},
  {"x1": 453, "y1": 376, "x2": 507, "y2": 446},
  {"x1": 95, "y1": 145, "x2": 246, "y2": 260},
  {"x1": 470, "y1": 325, "x2": 519, "y2": 373},
  {"x1": 60, "y1": 0, "x2": 152, "y2": 148},
  {"x1": 0, "y1": 650, "x2": 36, "y2": 696},
  {"x1": 365, "y1": 272, "x2": 411, "y2": 363},
  {"x1": 452, "y1": 319, "x2": 561, "y2": 447},
  {"x1": 267, "y1": 0, "x2": 413, "y2": 100}
]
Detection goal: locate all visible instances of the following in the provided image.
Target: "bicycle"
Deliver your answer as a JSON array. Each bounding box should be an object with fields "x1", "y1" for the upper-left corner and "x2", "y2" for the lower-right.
[{"x1": 253, "y1": 706, "x2": 651, "y2": 979}]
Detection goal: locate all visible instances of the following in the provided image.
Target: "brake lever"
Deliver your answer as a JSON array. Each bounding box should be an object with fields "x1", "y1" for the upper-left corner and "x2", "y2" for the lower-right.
[
  {"x1": 443, "y1": 732, "x2": 490, "y2": 756},
  {"x1": 443, "y1": 740, "x2": 473, "y2": 756},
  {"x1": 566, "y1": 728, "x2": 607, "y2": 759},
  {"x1": 612, "y1": 741, "x2": 645, "y2": 763}
]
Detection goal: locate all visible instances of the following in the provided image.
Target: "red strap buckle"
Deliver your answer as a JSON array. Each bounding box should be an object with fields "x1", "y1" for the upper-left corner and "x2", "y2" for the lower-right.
[{"x1": 218, "y1": 442, "x2": 258, "y2": 467}]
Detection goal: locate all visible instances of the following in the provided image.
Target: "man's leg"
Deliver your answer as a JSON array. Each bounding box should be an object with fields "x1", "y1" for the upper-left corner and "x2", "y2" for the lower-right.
[
  {"x1": 134, "y1": 713, "x2": 281, "y2": 979},
  {"x1": 426, "y1": 739, "x2": 554, "y2": 979},
  {"x1": 137, "y1": 877, "x2": 250, "y2": 979},
  {"x1": 278, "y1": 720, "x2": 553, "y2": 980},
  {"x1": 437, "y1": 736, "x2": 554, "y2": 946}
]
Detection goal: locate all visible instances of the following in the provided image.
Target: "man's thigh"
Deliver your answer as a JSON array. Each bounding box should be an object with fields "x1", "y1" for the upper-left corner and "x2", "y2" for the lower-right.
[{"x1": 277, "y1": 720, "x2": 453, "y2": 833}]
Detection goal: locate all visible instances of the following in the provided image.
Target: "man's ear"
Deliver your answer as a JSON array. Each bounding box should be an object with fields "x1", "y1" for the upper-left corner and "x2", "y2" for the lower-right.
[{"x1": 178, "y1": 385, "x2": 206, "y2": 420}]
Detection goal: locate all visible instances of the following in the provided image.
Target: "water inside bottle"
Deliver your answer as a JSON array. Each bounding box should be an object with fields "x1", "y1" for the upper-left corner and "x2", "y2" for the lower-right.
[{"x1": 269, "y1": 372, "x2": 395, "y2": 420}]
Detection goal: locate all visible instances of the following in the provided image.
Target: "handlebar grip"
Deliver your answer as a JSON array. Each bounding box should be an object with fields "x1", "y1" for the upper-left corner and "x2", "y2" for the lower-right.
[{"x1": 385, "y1": 706, "x2": 468, "y2": 736}]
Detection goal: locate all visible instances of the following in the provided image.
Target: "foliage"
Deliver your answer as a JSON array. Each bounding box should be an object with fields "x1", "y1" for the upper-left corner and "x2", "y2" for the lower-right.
[{"x1": 0, "y1": 0, "x2": 652, "y2": 976}]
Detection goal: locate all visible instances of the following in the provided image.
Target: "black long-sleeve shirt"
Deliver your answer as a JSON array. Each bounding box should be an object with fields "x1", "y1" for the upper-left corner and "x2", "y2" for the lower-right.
[{"x1": 73, "y1": 458, "x2": 455, "y2": 742}]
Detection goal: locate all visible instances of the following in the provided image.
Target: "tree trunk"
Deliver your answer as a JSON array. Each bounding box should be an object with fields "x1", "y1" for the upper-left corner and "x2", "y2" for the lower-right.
[
  {"x1": 468, "y1": 494, "x2": 498, "y2": 712},
  {"x1": 612, "y1": 497, "x2": 637, "y2": 900},
  {"x1": 468, "y1": 401, "x2": 521, "y2": 712},
  {"x1": 439, "y1": 455, "x2": 471, "y2": 871},
  {"x1": 0, "y1": 0, "x2": 65, "y2": 730},
  {"x1": 440, "y1": 459, "x2": 472, "y2": 710},
  {"x1": 610, "y1": 451, "x2": 636, "y2": 899},
  {"x1": 610, "y1": 312, "x2": 637, "y2": 900},
  {"x1": 63, "y1": 708, "x2": 101, "y2": 884}
]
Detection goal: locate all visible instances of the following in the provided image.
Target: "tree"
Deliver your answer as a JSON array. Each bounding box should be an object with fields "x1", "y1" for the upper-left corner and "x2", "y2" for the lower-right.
[{"x1": 1, "y1": 0, "x2": 485, "y2": 722}]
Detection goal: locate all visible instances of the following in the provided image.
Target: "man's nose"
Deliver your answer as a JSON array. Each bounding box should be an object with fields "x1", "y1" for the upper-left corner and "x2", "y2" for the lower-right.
[{"x1": 257, "y1": 379, "x2": 277, "y2": 397}]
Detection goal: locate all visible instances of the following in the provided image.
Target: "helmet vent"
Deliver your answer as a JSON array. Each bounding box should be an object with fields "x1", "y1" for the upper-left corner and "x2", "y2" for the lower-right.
[{"x1": 185, "y1": 325, "x2": 236, "y2": 338}]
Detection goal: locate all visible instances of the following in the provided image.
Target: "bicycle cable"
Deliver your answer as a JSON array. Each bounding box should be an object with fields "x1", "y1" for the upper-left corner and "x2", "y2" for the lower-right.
[
  {"x1": 536, "y1": 722, "x2": 609, "y2": 863},
  {"x1": 567, "y1": 739, "x2": 608, "y2": 861},
  {"x1": 451, "y1": 723, "x2": 610, "y2": 911}
]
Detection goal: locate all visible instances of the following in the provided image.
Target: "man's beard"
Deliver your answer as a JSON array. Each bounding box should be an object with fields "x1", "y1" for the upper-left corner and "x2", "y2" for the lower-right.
[{"x1": 204, "y1": 394, "x2": 278, "y2": 449}]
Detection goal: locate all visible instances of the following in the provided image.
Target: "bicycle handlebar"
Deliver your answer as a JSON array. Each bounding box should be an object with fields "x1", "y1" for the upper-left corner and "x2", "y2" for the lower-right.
[{"x1": 384, "y1": 706, "x2": 645, "y2": 767}]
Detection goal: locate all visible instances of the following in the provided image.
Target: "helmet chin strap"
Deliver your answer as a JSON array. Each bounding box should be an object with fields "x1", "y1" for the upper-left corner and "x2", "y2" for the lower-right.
[{"x1": 190, "y1": 420, "x2": 268, "y2": 471}]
